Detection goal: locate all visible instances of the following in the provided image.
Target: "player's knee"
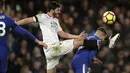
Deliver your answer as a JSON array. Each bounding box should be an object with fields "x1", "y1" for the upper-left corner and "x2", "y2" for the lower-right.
[{"x1": 73, "y1": 39, "x2": 83, "y2": 49}]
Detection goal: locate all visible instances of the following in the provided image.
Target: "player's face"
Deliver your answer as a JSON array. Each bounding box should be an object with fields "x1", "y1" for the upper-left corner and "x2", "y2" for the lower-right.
[
  {"x1": 104, "y1": 35, "x2": 107, "y2": 40},
  {"x1": 53, "y1": 7, "x2": 61, "y2": 18},
  {"x1": 102, "y1": 34, "x2": 107, "y2": 40}
]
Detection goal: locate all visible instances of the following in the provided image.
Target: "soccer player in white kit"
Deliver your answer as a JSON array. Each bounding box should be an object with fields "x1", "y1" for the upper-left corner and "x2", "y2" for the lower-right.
[{"x1": 16, "y1": 1, "x2": 118, "y2": 73}]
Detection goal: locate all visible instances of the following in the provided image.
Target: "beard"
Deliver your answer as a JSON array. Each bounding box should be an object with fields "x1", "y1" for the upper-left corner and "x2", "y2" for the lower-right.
[{"x1": 53, "y1": 12, "x2": 59, "y2": 18}]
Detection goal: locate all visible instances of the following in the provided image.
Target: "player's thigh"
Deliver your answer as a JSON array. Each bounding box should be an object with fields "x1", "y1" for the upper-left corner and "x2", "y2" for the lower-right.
[
  {"x1": 47, "y1": 39, "x2": 74, "y2": 57},
  {"x1": 0, "y1": 57, "x2": 8, "y2": 73},
  {"x1": 46, "y1": 57, "x2": 60, "y2": 70},
  {"x1": 58, "y1": 39, "x2": 74, "y2": 55}
]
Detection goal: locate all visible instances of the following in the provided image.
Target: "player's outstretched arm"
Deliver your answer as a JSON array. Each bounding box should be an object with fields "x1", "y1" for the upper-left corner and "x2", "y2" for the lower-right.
[
  {"x1": 16, "y1": 14, "x2": 43, "y2": 25},
  {"x1": 12, "y1": 24, "x2": 47, "y2": 48},
  {"x1": 58, "y1": 31, "x2": 78, "y2": 39},
  {"x1": 58, "y1": 31, "x2": 87, "y2": 39},
  {"x1": 16, "y1": 17, "x2": 35, "y2": 25},
  {"x1": 35, "y1": 39, "x2": 48, "y2": 48}
]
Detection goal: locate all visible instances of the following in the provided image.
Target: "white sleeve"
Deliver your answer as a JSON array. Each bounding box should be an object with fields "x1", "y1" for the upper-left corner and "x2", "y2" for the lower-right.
[
  {"x1": 56, "y1": 20, "x2": 62, "y2": 32},
  {"x1": 33, "y1": 14, "x2": 44, "y2": 23}
]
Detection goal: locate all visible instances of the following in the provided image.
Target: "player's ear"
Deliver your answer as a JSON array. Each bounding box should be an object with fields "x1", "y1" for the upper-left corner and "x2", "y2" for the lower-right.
[{"x1": 104, "y1": 35, "x2": 109, "y2": 40}]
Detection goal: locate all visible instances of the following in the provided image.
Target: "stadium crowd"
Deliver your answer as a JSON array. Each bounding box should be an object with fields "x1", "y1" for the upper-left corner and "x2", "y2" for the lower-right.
[{"x1": 4, "y1": 0, "x2": 130, "y2": 73}]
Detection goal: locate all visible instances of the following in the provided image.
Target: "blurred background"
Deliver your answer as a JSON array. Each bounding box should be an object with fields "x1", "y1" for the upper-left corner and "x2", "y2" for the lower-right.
[{"x1": 4, "y1": 0, "x2": 130, "y2": 73}]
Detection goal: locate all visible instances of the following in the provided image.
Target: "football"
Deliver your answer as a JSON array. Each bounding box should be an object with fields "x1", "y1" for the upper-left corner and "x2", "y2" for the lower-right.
[{"x1": 103, "y1": 11, "x2": 116, "y2": 25}]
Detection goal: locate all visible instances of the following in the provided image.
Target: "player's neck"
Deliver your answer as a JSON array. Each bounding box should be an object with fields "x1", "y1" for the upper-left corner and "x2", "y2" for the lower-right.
[{"x1": 47, "y1": 12, "x2": 54, "y2": 17}]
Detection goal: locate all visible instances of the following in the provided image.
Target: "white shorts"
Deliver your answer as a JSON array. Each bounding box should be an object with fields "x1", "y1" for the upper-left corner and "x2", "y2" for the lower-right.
[{"x1": 43, "y1": 39, "x2": 74, "y2": 69}]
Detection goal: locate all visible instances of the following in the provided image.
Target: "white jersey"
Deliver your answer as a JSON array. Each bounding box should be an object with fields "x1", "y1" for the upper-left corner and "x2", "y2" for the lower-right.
[
  {"x1": 33, "y1": 13, "x2": 62, "y2": 44},
  {"x1": 33, "y1": 13, "x2": 74, "y2": 69}
]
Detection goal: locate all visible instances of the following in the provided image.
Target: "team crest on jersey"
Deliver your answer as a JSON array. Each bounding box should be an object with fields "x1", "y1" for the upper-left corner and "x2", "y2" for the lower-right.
[{"x1": 51, "y1": 21, "x2": 57, "y2": 27}]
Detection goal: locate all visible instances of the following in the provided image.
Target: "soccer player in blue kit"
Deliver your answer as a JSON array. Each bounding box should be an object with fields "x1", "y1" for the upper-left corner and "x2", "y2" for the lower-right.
[
  {"x1": 71, "y1": 27, "x2": 120, "y2": 73},
  {"x1": 0, "y1": 1, "x2": 47, "y2": 73}
]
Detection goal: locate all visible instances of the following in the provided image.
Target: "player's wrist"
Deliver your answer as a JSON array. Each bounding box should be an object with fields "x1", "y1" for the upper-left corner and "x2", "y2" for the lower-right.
[{"x1": 35, "y1": 39, "x2": 39, "y2": 43}]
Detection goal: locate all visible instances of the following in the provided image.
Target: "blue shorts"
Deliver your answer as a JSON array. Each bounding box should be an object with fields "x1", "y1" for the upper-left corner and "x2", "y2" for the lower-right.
[
  {"x1": 0, "y1": 56, "x2": 8, "y2": 73},
  {"x1": 71, "y1": 48, "x2": 97, "y2": 73},
  {"x1": 71, "y1": 54, "x2": 89, "y2": 73},
  {"x1": 0, "y1": 44, "x2": 9, "y2": 73}
]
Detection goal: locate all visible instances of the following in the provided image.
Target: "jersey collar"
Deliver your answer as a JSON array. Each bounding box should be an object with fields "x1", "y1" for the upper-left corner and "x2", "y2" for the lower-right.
[
  {"x1": 46, "y1": 13, "x2": 54, "y2": 19},
  {"x1": 94, "y1": 35, "x2": 101, "y2": 40}
]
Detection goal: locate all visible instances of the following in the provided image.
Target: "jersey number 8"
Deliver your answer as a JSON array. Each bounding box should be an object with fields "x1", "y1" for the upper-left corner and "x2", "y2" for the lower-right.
[{"x1": 0, "y1": 22, "x2": 6, "y2": 36}]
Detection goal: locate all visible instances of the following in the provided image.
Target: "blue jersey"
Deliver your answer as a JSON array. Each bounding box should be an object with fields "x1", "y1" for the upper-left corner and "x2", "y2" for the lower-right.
[
  {"x1": 0, "y1": 13, "x2": 36, "y2": 73},
  {"x1": 0, "y1": 13, "x2": 36, "y2": 49},
  {"x1": 0, "y1": 13, "x2": 16, "y2": 57},
  {"x1": 71, "y1": 35, "x2": 101, "y2": 73},
  {"x1": 0, "y1": 14, "x2": 15, "y2": 44}
]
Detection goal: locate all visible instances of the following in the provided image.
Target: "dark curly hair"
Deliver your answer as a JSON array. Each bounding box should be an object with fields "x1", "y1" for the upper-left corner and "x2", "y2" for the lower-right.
[{"x1": 47, "y1": 1, "x2": 61, "y2": 12}]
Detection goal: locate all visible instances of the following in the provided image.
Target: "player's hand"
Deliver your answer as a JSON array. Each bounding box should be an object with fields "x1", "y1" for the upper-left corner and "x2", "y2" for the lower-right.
[
  {"x1": 109, "y1": 33, "x2": 120, "y2": 48},
  {"x1": 38, "y1": 41, "x2": 48, "y2": 49},
  {"x1": 79, "y1": 31, "x2": 87, "y2": 39},
  {"x1": 92, "y1": 57, "x2": 102, "y2": 64},
  {"x1": 35, "y1": 39, "x2": 48, "y2": 48},
  {"x1": 88, "y1": 68, "x2": 91, "y2": 73}
]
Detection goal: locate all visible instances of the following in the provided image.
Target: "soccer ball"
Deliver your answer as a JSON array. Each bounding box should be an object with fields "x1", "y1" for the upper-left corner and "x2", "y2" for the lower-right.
[{"x1": 103, "y1": 11, "x2": 116, "y2": 25}]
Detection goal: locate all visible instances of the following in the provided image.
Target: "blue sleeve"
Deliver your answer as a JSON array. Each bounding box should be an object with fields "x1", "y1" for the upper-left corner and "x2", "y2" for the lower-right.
[
  {"x1": 6, "y1": 17, "x2": 16, "y2": 27},
  {"x1": 88, "y1": 50, "x2": 97, "y2": 66},
  {"x1": 87, "y1": 36, "x2": 97, "y2": 40},
  {"x1": 87, "y1": 36, "x2": 100, "y2": 66},
  {"x1": 6, "y1": 17, "x2": 36, "y2": 41},
  {"x1": 12, "y1": 24, "x2": 36, "y2": 41}
]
